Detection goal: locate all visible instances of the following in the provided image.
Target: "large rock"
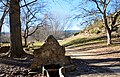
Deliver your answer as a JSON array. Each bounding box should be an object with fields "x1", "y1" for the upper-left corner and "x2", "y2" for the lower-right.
[{"x1": 31, "y1": 35, "x2": 75, "y2": 73}]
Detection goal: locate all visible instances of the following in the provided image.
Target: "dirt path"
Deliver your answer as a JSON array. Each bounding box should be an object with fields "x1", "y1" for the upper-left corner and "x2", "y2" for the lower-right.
[{"x1": 65, "y1": 43, "x2": 120, "y2": 76}]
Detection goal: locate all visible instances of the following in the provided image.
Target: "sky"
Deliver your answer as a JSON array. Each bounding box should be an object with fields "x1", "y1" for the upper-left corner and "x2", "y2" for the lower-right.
[
  {"x1": 0, "y1": 0, "x2": 120, "y2": 31},
  {"x1": 1, "y1": 0, "x2": 81, "y2": 32},
  {"x1": 1, "y1": 0, "x2": 119, "y2": 32},
  {"x1": 48, "y1": 0, "x2": 81, "y2": 30}
]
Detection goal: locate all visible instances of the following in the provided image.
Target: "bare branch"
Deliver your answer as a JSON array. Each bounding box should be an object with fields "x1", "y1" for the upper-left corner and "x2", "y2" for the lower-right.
[
  {"x1": 1, "y1": 0, "x2": 9, "y2": 7},
  {"x1": 27, "y1": 25, "x2": 39, "y2": 36},
  {"x1": 100, "y1": 0, "x2": 104, "y2": 4},
  {"x1": 23, "y1": 0, "x2": 37, "y2": 19},
  {"x1": 21, "y1": 0, "x2": 37, "y2": 8},
  {"x1": 114, "y1": 23, "x2": 120, "y2": 27},
  {"x1": 106, "y1": 0, "x2": 110, "y2": 5},
  {"x1": 0, "y1": 0, "x2": 9, "y2": 32},
  {"x1": 111, "y1": 10, "x2": 120, "y2": 26},
  {"x1": 92, "y1": 0, "x2": 103, "y2": 14}
]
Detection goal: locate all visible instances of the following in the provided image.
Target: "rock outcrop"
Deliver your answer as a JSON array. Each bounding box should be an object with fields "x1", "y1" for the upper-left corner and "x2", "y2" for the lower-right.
[{"x1": 31, "y1": 35, "x2": 76, "y2": 74}]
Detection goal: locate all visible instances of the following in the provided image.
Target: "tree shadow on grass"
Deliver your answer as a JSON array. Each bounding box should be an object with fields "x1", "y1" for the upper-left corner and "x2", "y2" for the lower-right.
[
  {"x1": 0, "y1": 58, "x2": 32, "y2": 67},
  {"x1": 0, "y1": 58, "x2": 119, "y2": 76},
  {"x1": 96, "y1": 50, "x2": 120, "y2": 56},
  {"x1": 70, "y1": 50, "x2": 120, "y2": 57},
  {"x1": 82, "y1": 58, "x2": 120, "y2": 66},
  {"x1": 74, "y1": 44, "x2": 107, "y2": 52},
  {"x1": 68, "y1": 58, "x2": 119, "y2": 76}
]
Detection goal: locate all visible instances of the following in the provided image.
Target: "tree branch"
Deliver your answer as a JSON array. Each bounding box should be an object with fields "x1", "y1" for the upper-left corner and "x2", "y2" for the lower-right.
[
  {"x1": 0, "y1": 0, "x2": 9, "y2": 31},
  {"x1": 27, "y1": 24, "x2": 39, "y2": 36},
  {"x1": 23, "y1": 0, "x2": 37, "y2": 19},
  {"x1": 1, "y1": 0, "x2": 9, "y2": 7},
  {"x1": 21, "y1": 0, "x2": 37, "y2": 8},
  {"x1": 106, "y1": 0, "x2": 110, "y2": 5},
  {"x1": 92, "y1": 0, "x2": 103, "y2": 14},
  {"x1": 111, "y1": 10, "x2": 120, "y2": 26},
  {"x1": 27, "y1": 17, "x2": 47, "y2": 36}
]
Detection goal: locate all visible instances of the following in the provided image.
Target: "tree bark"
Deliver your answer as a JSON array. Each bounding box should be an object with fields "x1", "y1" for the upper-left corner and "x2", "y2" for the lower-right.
[
  {"x1": 24, "y1": 36, "x2": 28, "y2": 46},
  {"x1": 106, "y1": 28, "x2": 112, "y2": 45},
  {"x1": 9, "y1": 0, "x2": 26, "y2": 57},
  {"x1": 103, "y1": 15, "x2": 112, "y2": 45},
  {"x1": 0, "y1": 24, "x2": 2, "y2": 45}
]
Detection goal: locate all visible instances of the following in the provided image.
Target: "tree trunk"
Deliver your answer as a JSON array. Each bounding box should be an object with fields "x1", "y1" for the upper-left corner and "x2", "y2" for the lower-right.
[
  {"x1": 106, "y1": 28, "x2": 112, "y2": 45},
  {"x1": 103, "y1": 14, "x2": 112, "y2": 45},
  {"x1": 9, "y1": 0, "x2": 26, "y2": 57},
  {"x1": 0, "y1": 25, "x2": 2, "y2": 45},
  {"x1": 24, "y1": 37, "x2": 28, "y2": 47}
]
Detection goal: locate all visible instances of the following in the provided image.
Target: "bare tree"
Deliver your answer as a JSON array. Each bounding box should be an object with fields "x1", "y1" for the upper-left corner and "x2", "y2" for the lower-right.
[
  {"x1": 74, "y1": 0, "x2": 120, "y2": 45},
  {"x1": 6, "y1": 0, "x2": 38, "y2": 57},
  {"x1": 7, "y1": 0, "x2": 27, "y2": 57},
  {"x1": 0, "y1": 0, "x2": 9, "y2": 45},
  {"x1": 0, "y1": 0, "x2": 47, "y2": 58},
  {"x1": 21, "y1": 4, "x2": 45, "y2": 46},
  {"x1": 32, "y1": 13, "x2": 69, "y2": 41}
]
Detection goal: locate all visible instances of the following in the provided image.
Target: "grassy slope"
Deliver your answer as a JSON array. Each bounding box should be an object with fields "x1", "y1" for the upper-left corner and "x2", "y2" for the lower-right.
[
  {"x1": 81, "y1": 15, "x2": 120, "y2": 34},
  {"x1": 60, "y1": 34, "x2": 107, "y2": 47},
  {"x1": 60, "y1": 32, "x2": 120, "y2": 49},
  {"x1": 61, "y1": 15, "x2": 120, "y2": 47}
]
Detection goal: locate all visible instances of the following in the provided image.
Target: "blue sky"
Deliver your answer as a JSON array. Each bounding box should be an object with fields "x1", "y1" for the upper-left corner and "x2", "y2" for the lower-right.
[
  {"x1": 48, "y1": 0, "x2": 81, "y2": 30},
  {"x1": 1, "y1": 0, "x2": 81, "y2": 32},
  {"x1": 1, "y1": 0, "x2": 119, "y2": 32}
]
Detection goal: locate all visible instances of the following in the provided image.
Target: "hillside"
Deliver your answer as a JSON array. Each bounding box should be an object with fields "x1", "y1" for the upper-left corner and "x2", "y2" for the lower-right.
[{"x1": 80, "y1": 15, "x2": 120, "y2": 35}]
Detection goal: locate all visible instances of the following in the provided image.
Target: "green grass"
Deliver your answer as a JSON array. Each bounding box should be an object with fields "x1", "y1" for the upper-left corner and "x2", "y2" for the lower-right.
[
  {"x1": 62, "y1": 38, "x2": 87, "y2": 46},
  {"x1": 61, "y1": 35, "x2": 107, "y2": 47},
  {"x1": 33, "y1": 42, "x2": 44, "y2": 47}
]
